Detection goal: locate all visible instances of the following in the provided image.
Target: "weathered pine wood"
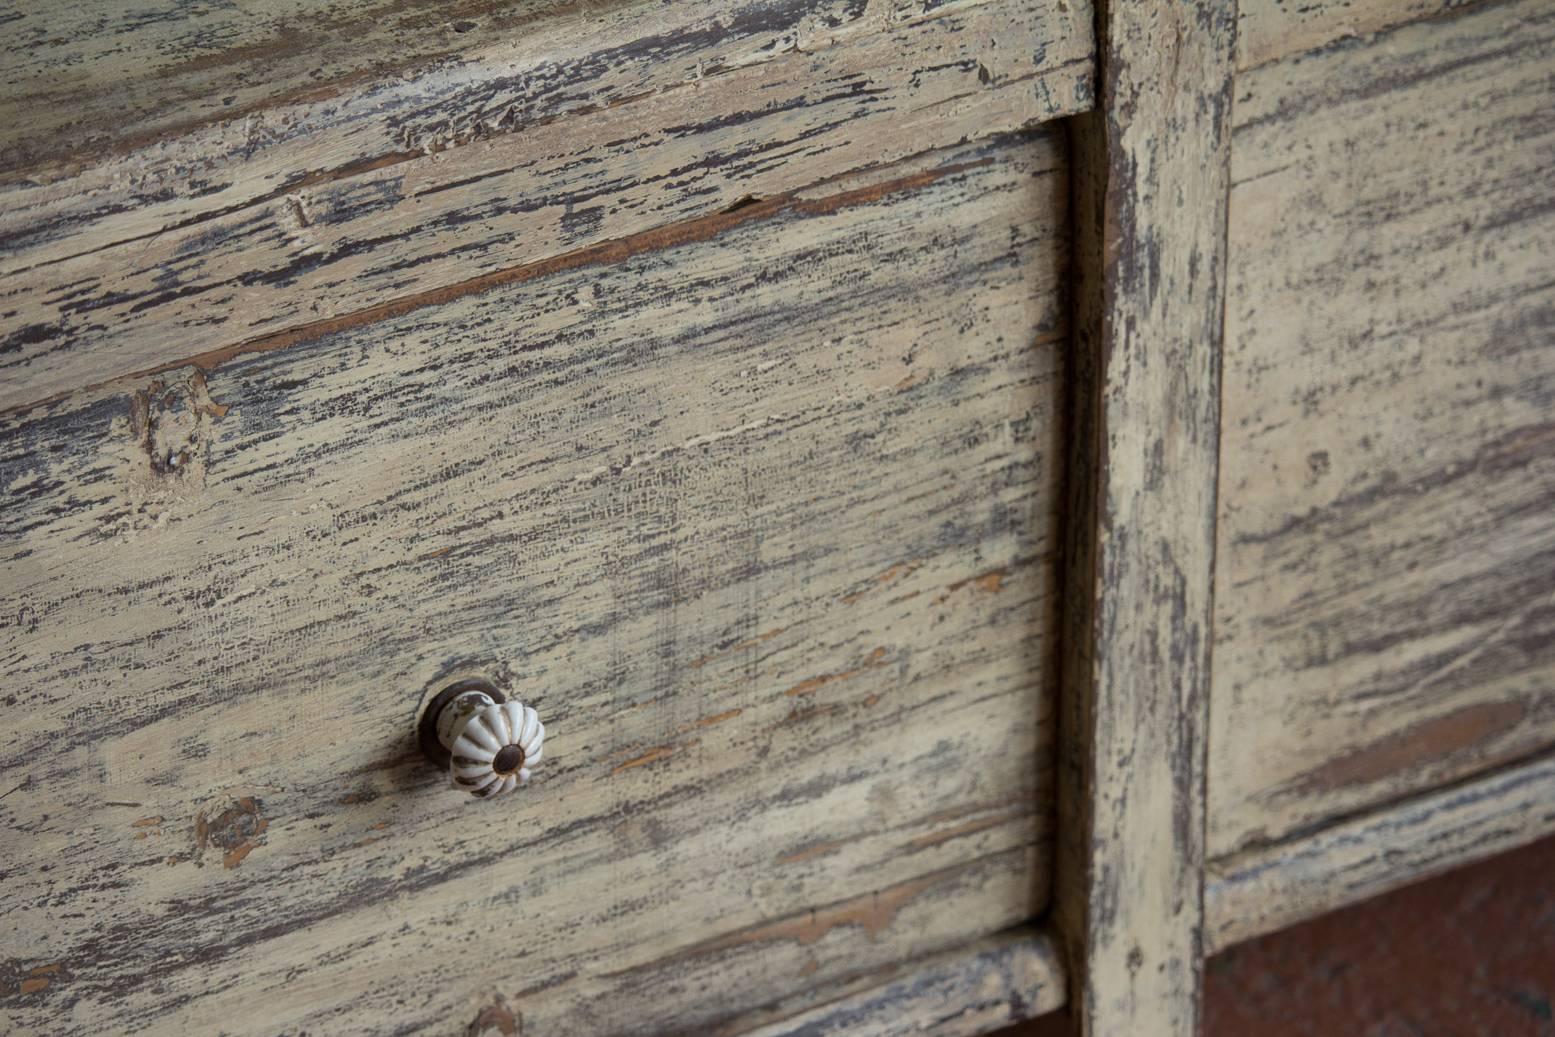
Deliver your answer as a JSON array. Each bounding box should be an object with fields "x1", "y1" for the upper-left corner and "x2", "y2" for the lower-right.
[
  {"x1": 1054, "y1": 2, "x2": 1235, "y2": 1035},
  {"x1": 1205, "y1": 749, "x2": 1555, "y2": 953},
  {"x1": 721, "y1": 928, "x2": 1066, "y2": 1037},
  {"x1": 0, "y1": 131, "x2": 1067, "y2": 1036},
  {"x1": 0, "y1": 0, "x2": 571, "y2": 177},
  {"x1": 0, "y1": 0, "x2": 1088, "y2": 185},
  {"x1": 0, "y1": 0, "x2": 1094, "y2": 413},
  {"x1": 0, "y1": 0, "x2": 1091, "y2": 257},
  {"x1": 1236, "y1": 0, "x2": 1474, "y2": 71},
  {"x1": 1208, "y1": 0, "x2": 1555, "y2": 859}
]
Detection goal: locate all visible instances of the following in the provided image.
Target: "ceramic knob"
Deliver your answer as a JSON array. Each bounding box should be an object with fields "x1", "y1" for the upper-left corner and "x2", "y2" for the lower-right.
[{"x1": 419, "y1": 680, "x2": 545, "y2": 798}]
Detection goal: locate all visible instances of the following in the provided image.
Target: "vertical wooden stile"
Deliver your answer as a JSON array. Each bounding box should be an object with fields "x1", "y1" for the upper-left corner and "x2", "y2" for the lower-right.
[{"x1": 1055, "y1": 2, "x2": 1237, "y2": 1034}]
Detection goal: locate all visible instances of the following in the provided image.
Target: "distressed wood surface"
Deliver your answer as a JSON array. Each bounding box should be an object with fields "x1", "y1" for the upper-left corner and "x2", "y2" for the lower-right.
[
  {"x1": 723, "y1": 928, "x2": 1066, "y2": 1037},
  {"x1": 1236, "y1": 0, "x2": 1476, "y2": 71},
  {"x1": 0, "y1": 0, "x2": 573, "y2": 177},
  {"x1": 1208, "y1": 0, "x2": 1555, "y2": 859},
  {"x1": 0, "y1": 0, "x2": 1093, "y2": 413},
  {"x1": 1054, "y1": 2, "x2": 1235, "y2": 1035},
  {"x1": 1206, "y1": 749, "x2": 1555, "y2": 953},
  {"x1": 0, "y1": 131, "x2": 1067, "y2": 1036},
  {"x1": 0, "y1": 0, "x2": 1091, "y2": 256},
  {"x1": 0, "y1": 0, "x2": 1091, "y2": 185}
]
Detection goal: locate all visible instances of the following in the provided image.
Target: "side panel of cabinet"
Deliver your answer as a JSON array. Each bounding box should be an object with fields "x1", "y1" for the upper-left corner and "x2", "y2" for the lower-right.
[{"x1": 1209, "y1": 0, "x2": 1555, "y2": 857}]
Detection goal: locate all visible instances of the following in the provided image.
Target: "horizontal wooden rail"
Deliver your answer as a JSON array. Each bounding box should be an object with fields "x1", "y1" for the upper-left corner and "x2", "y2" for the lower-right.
[
  {"x1": 1206, "y1": 749, "x2": 1555, "y2": 954},
  {"x1": 723, "y1": 927, "x2": 1068, "y2": 1037}
]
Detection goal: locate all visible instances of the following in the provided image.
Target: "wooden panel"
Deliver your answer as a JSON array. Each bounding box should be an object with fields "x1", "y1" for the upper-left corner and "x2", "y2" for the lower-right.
[
  {"x1": 1207, "y1": 749, "x2": 1555, "y2": 953},
  {"x1": 1236, "y1": 0, "x2": 1468, "y2": 70},
  {"x1": 1054, "y1": 0, "x2": 1235, "y2": 1034},
  {"x1": 0, "y1": 0, "x2": 1093, "y2": 413},
  {"x1": 0, "y1": 0, "x2": 1091, "y2": 258},
  {"x1": 722, "y1": 928, "x2": 1066, "y2": 1037},
  {"x1": 0, "y1": 0, "x2": 1089, "y2": 181},
  {"x1": 0, "y1": 131, "x2": 1066, "y2": 1035},
  {"x1": 1209, "y1": 0, "x2": 1555, "y2": 858},
  {"x1": 0, "y1": 0, "x2": 567, "y2": 176}
]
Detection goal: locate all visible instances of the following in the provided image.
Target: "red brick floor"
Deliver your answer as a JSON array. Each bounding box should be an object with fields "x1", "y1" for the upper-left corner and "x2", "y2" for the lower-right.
[{"x1": 1005, "y1": 833, "x2": 1555, "y2": 1036}]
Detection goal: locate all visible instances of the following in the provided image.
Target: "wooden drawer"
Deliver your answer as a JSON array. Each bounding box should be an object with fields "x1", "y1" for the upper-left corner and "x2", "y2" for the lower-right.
[{"x1": 0, "y1": 2, "x2": 1090, "y2": 1031}]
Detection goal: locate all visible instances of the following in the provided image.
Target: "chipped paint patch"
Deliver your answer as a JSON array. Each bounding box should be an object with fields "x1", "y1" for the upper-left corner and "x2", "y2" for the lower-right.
[
  {"x1": 195, "y1": 796, "x2": 270, "y2": 869},
  {"x1": 784, "y1": 646, "x2": 890, "y2": 697},
  {"x1": 690, "y1": 708, "x2": 744, "y2": 729},
  {"x1": 841, "y1": 560, "x2": 923, "y2": 604},
  {"x1": 689, "y1": 627, "x2": 787, "y2": 669},
  {"x1": 611, "y1": 746, "x2": 678, "y2": 774},
  {"x1": 933, "y1": 565, "x2": 1009, "y2": 604},
  {"x1": 776, "y1": 837, "x2": 853, "y2": 866},
  {"x1": 7, "y1": 961, "x2": 70, "y2": 997},
  {"x1": 465, "y1": 994, "x2": 520, "y2": 1036},
  {"x1": 903, "y1": 811, "x2": 1026, "y2": 852}
]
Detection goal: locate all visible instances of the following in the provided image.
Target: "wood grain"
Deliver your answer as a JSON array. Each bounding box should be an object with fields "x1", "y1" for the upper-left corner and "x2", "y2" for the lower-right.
[
  {"x1": 0, "y1": 131, "x2": 1067, "y2": 1036},
  {"x1": 0, "y1": 0, "x2": 1093, "y2": 413},
  {"x1": 1054, "y1": 1, "x2": 1235, "y2": 1035},
  {"x1": 0, "y1": 0, "x2": 1091, "y2": 254},
  {"x1": 1206, "y1": 749, "x2": 1555, "y2": 953},
  {"x1": 0, "y1": 0, "x2": 572, "y2": 176},
  {"x1": 1236, "y1": 0, "x2": 1478, "y2": 71},
  {"x1": 723, "y1": 928, "x2": 1066, "y2": 1037},
  {"x1": 1208, "y1": 0, "x2": 1555, "y2": 858},
  {"x1": 0, "y1": 0, "x2": 1089, "y2": 182}
]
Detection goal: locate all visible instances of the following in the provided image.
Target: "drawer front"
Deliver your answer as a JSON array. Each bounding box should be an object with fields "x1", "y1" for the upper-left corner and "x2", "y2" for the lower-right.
[
  {"x1": 0, "y1": 0, "x2": 1092, "y2": 412},
  {"x1": 0, "y1": 130, "x2": 1068, "y2": 1034},
  {"x1": 1209, "y1": 0, "x2": 1555, "y2": 856}
]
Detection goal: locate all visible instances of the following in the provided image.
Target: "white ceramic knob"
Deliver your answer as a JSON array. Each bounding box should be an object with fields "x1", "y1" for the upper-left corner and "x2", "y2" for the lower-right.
[{"x1": 428, "y1": 685, "x2": 545, "y2": 798}]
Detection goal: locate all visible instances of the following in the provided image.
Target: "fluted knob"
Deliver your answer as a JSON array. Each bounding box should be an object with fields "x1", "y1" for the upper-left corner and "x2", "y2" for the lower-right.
[{"x1": 419, "y1": 680, "x2": 545, "y2": 798}]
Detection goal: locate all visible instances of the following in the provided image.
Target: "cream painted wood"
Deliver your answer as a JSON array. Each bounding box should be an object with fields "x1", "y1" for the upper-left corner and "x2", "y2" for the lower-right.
[
  {"x1": 0, "y1": 0, "x2": 1092, "y2": 266},
  {"x1": 0, "y1": 131, "x2": 1067, "y2": 1035},
  {"x1": 1207, "y1": 749, "x2": 1555, "y2": 953},
  {"x1": 0, "y1": 0, "x2": 1094, "y2": 413},
  {"x1": 0, "y1": 0, "x2": 1088, "y2": 185},
  {"x1": 6, "y1": 0, "x2": 1553, "y2": 1031},
  {"x1": 724, "y1": 928, "x2": 1067, "y2": 1037},
  {"x1": 0, "y1": 0, "x2": 571, "y2": 176},
  {"x1": 1236, "y1": 0, "x2": 1469, "y2": 70},
  {"x1": 1209, "y1": 0, "x2": 1555, "y2": 859},
  {"x1": 1054, "y1": 0, "x2": 1236, "y2": 1034}
]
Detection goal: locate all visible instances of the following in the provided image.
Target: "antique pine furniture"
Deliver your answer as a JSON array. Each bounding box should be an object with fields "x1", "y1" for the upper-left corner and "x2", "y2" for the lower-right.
[{"x1": 1, "y1": 0, "x2": 1551, "y2": 1033}]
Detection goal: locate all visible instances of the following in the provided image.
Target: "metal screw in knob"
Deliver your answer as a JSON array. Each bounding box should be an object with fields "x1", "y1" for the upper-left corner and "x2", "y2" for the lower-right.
[{"x1": 419, "y1": 679, "x2": 545, "y2": 798}]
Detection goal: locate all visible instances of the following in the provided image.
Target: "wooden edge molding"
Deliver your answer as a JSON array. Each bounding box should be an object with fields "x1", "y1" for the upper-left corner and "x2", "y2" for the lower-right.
[
  {"x1": 1055, "y1": 1, "x2": 1236, "y2": 1035},
  {"x1": 1205, "y1": 750, "x2": 1555, "y2": 955},
  {"x1": 719, "y1": 927, "x2": 1068, "y2": 1037}
]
